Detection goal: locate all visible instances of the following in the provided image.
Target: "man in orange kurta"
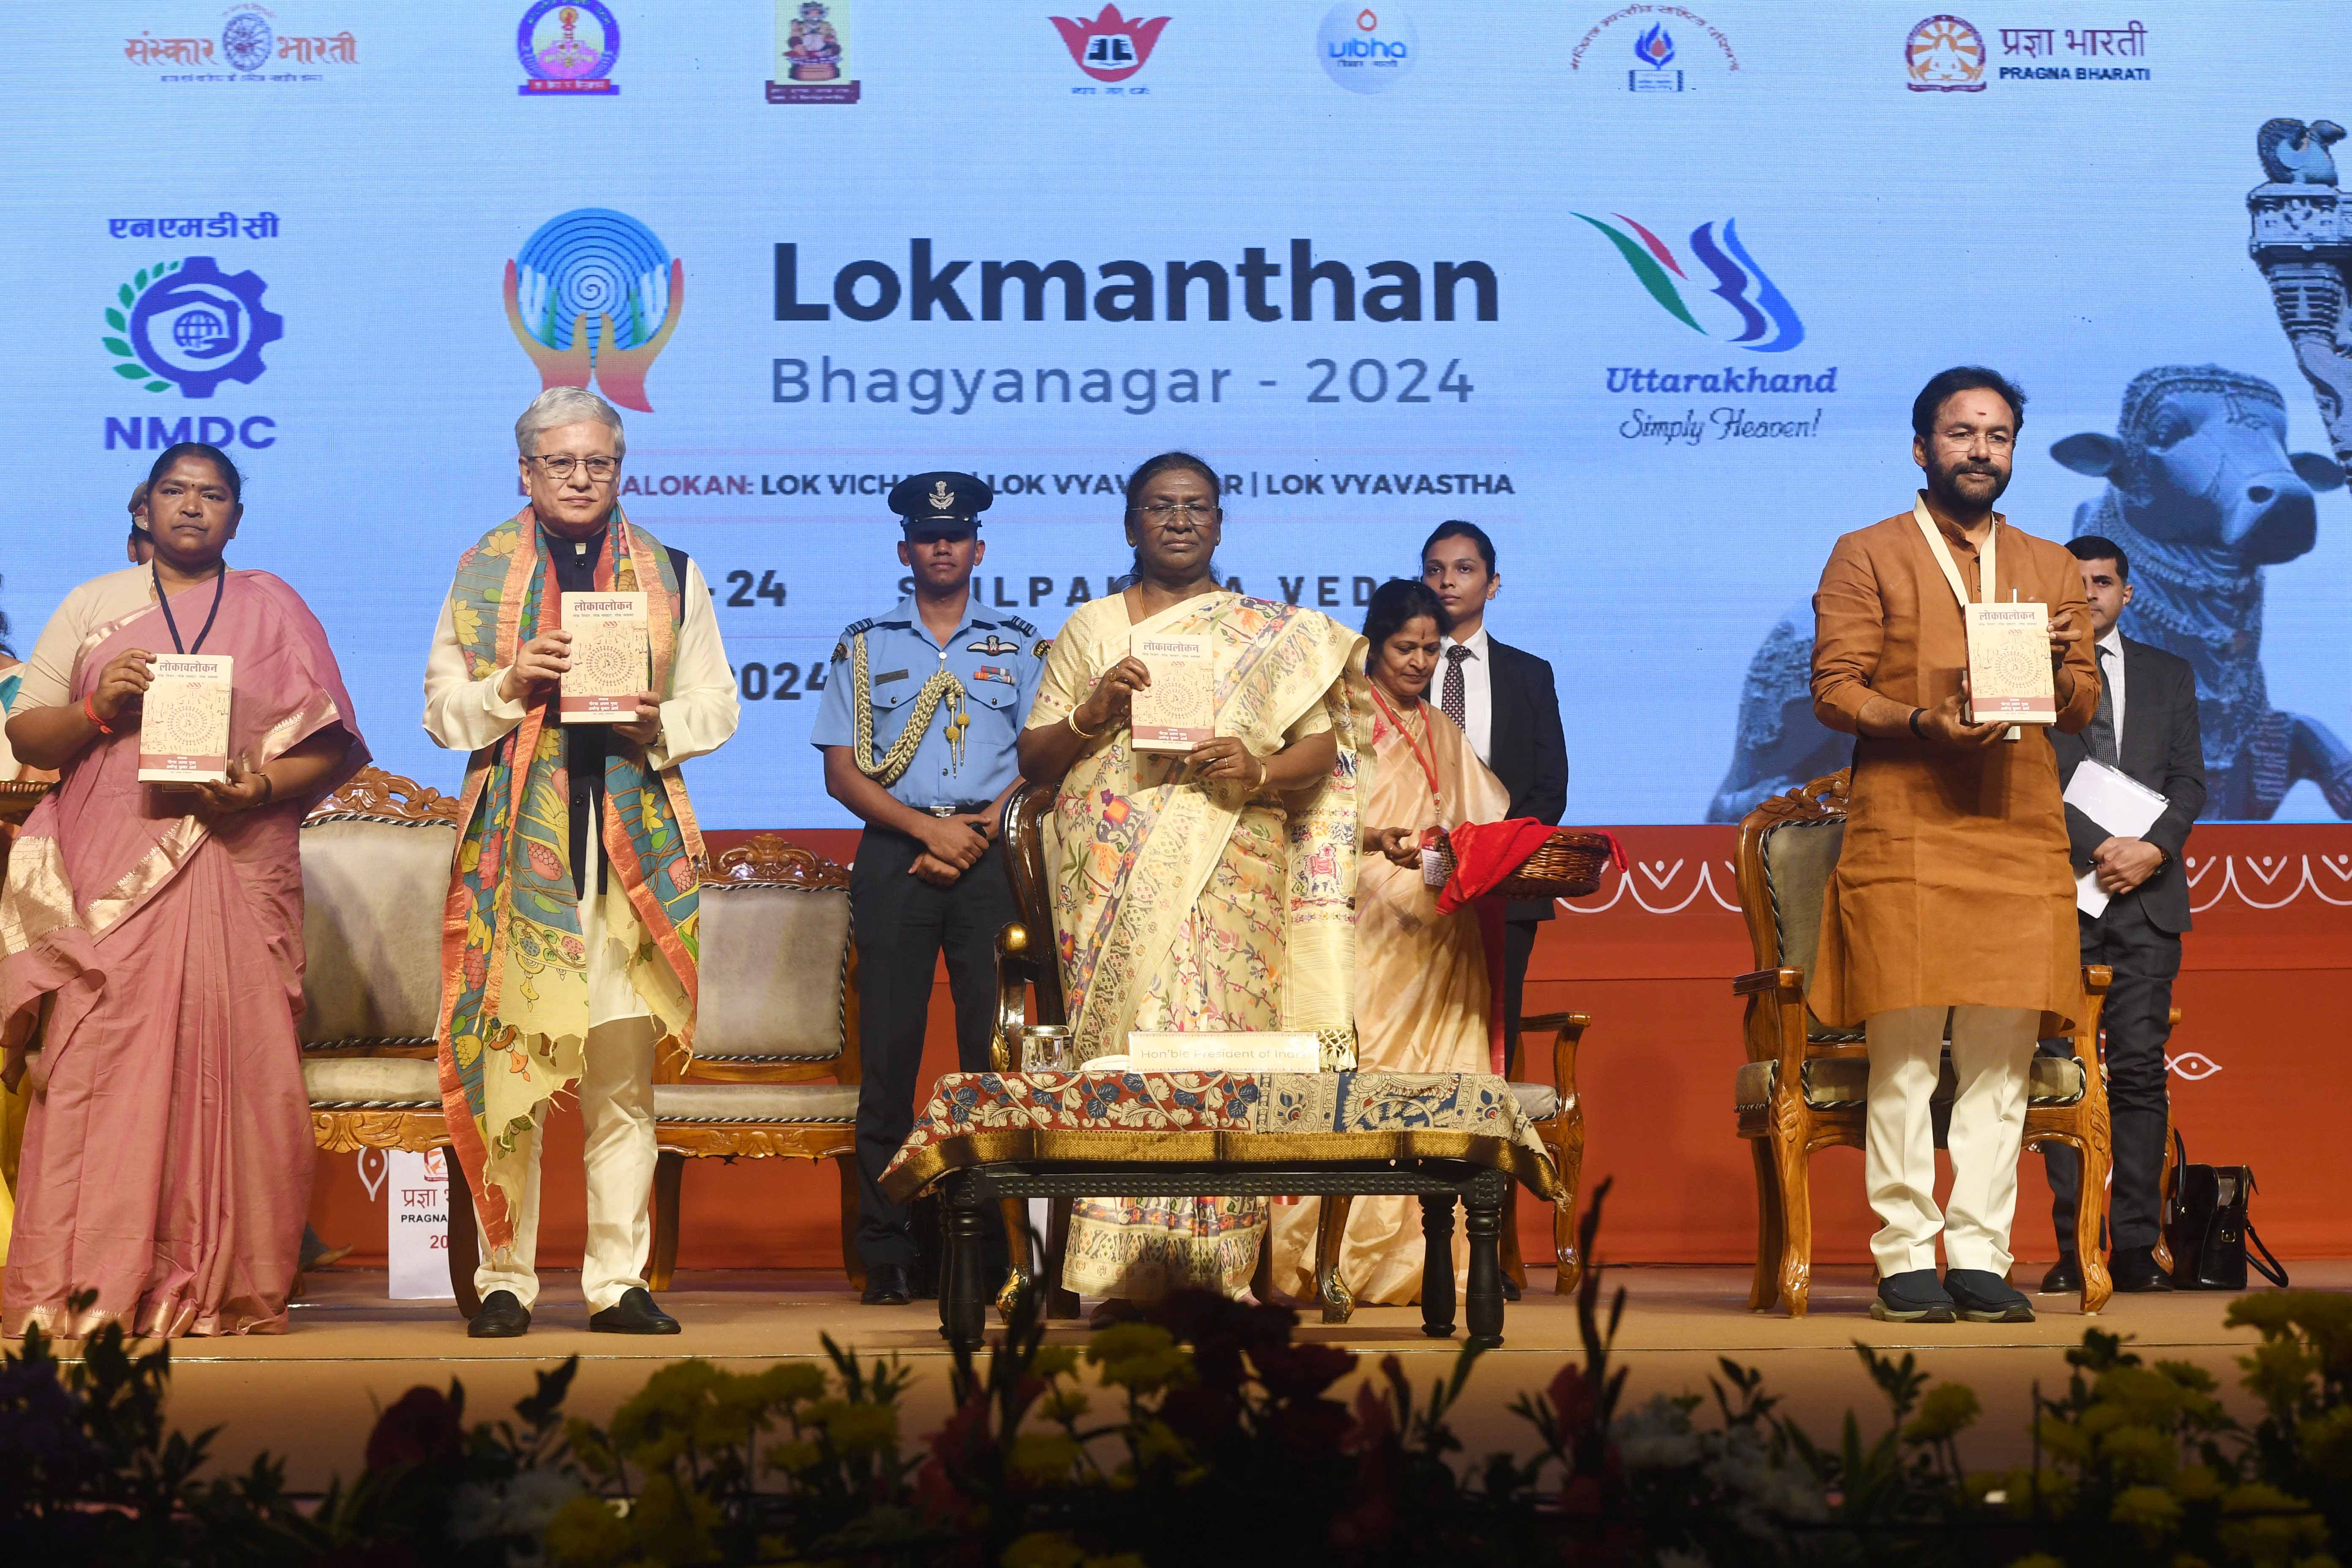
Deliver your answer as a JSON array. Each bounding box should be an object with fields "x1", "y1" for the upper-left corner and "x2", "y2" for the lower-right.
[{"x1": 1809, "y1": 368, "x2": 2098, "y2": 1325}]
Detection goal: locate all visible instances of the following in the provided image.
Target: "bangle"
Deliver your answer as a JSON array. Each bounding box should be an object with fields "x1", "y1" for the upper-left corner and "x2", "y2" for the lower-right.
[
  {"x1": 1907, "y1": 707, "x2": 1927, "y2": 739},
  {"x1": 256, "y1": 771, "x2": 275, "y2": 806},
  {"x1": 83, "y1": 693, "x2": 114, "y2": 735},
  {"x1": 1067, "y1": 708, "x2": 1101, "y2": 739}
]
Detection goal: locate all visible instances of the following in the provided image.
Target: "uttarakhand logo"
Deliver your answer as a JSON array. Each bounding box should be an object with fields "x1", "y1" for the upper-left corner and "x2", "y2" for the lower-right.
[
  {"x1": 1318, "y1": 5, "x2": 1416, "y2": 95},
  {"x1": 221, "y1": 7, "x2": 273, "y2": 72},
  {"x1": 518, "y1": 1, "x2": 619, "y2": 95},
  {"x1": 1905, "y1": 15, "x2": 1985, "y2": 91},
  {"x1": 504, "y1": 209, "x2": 681, "y2": 412},
  {"x1": 1575, "y1": 214, "x2": 1803, "y2": 352},
  {"x1": 1051, "y1": 5, "x2": 1168, "y2": 83},
  {"x1": 101, "y1": 257, "x2": 283, "y2": 397}
]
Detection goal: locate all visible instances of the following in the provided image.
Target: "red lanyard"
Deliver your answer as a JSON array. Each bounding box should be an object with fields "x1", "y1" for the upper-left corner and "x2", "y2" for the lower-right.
[{"x1": 1370, "y1": 686, "x2": 1443, "y2": 812}]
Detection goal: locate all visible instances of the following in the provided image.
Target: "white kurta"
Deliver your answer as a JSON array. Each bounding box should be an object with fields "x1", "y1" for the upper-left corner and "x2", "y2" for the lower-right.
[{"x1": 420, "y1": 554, "x2": 740, "y2": 1024}]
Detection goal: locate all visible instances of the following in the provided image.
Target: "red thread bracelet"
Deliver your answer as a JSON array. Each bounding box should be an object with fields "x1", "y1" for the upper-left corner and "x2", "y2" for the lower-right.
[{"x1": 84, "y1": 693, "x2": 114, "y2": 735}]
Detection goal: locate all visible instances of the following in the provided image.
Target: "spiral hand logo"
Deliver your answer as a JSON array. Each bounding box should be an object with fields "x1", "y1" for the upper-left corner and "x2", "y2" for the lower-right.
[{"x1": 503, "y1": 208, "x2": 683, "y2": 413}]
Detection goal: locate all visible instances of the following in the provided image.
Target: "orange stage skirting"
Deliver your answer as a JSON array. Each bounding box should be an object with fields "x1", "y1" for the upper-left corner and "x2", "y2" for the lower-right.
[{"x1": 308, "y1": 822, "x2": 2352, "y2": 1271}]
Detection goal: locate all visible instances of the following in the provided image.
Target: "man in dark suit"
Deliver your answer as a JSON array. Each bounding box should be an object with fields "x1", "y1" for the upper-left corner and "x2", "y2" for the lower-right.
[
  {"x1": 2039, "y1": 533, "x2": 2205, "y2": 1296},
  {"x1": 1421, "y1": 521, "x2": 1571, "y2": 1076}
]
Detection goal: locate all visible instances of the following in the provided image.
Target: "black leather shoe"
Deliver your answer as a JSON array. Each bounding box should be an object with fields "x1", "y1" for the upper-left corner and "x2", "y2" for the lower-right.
[
  {"x1": 1871, "y1": 1269, "x2": 1956, "y2": 1322},
  {"x1": 589, "y1": 1287, "x2": 681, "y2": 1334},
  {"x1": 468, "y1": 1289, "x2": 531, "y2": 1338},
  {"x1": 2039, "y1": 1256, "x2": 2082, "y2": 1295},
  {"x1": 1946, "y1": 1269, "x2": 2035, "y2": 1323},
  {"x1": 2111, "y1": 1246, "x2": 2176, "y2": 1293},
  {"x1": 1500, "y1": 1273, "x2": 1524, "y2": 1302},
  {"x1": 860, "y1": 1263, "x2": 912, "y2": 1307}
]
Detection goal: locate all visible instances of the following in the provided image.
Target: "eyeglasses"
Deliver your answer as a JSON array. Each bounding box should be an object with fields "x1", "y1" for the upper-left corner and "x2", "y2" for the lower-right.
[
  {"x1": 1132, "y1": 500, "x2": 1219, "y2": 520},
  {"x1": 530, "y1": 455, "x2": 620, "y2": 482}
]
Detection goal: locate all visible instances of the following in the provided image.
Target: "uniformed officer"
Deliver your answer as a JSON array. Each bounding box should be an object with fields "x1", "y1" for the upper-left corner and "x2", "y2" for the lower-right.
[{"x1": 809, "y1": 472, "x2": 1045, "y2": 1306}]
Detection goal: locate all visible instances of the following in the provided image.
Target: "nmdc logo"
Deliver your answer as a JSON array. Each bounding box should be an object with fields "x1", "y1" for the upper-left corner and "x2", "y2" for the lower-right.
[
  {"x1": 1319, "y1": 3, "x2": 1416, "y2": 95},
  {"x1": 100, "y1": 256, "x2": 282, "y2": 449}
]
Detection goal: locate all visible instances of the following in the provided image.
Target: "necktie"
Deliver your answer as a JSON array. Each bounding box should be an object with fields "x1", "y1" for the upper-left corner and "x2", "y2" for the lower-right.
[
  {"x1": 1441, "y1": 645, "x2": 1470, "y2": 731},
  {"x1": 2087, "y1": 645, "x2": 2118, "y2": 768}
]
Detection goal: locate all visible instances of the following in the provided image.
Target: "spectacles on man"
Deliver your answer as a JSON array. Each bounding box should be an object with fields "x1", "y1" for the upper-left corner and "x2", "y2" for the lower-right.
[
  {"x1": 530, "y1": 454, "x2": 620, "y2": 482},
  {"x1": 1132, "y1": 499, "x2": 1218, "y2": 520}
]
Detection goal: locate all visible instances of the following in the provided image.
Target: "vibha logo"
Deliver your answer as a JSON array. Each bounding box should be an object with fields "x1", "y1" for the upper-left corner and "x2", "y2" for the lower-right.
[
  {"x1": 1574, "y1": 213, "x2": 1802, "y2": 352},
  {"x1": 1318, "y1": 5, "x2": 1416, "y2": 94}
]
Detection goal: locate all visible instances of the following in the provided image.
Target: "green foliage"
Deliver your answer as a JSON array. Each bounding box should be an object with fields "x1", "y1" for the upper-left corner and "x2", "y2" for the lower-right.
[{"x1": 5, "y1": 1213, "x2": 2348, "y2": 1566}]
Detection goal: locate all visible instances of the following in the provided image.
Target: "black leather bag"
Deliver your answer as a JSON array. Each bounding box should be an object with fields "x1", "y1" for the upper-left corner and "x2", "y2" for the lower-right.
[{"x1": 2165, "y1": 1131, "x2": 2287, "y2": 1290}]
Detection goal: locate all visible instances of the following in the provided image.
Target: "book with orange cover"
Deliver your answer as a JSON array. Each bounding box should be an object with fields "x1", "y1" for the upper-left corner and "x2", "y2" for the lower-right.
[
  {"x1": 137, "y1": 654, "x2": 234, "y2": 783},
  {"x1": 1129, "y1": 632, "x2": 1214, "y2": 753},
  {"x1": 1963, "y1": 601, "x2": 2055, "y2": 724},
  {"x1": 559, "y1": 592, "x2": 650, "y2": 723}
]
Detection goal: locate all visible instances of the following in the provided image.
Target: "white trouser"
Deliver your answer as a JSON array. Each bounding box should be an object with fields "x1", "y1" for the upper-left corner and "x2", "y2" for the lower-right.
[
  {"x1": 1864, "y1": 1004, "x2": 2038, "y2": 1277},
  {"x1": 474, "y1": 1015, "x2": 660, "y2": 1312}
]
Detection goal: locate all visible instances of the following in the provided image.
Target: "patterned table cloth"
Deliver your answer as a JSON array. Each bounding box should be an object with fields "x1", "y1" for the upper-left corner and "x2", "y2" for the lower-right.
[{"x1": 879, "y1": 1070, "x2": 1560, "y2": 1204}]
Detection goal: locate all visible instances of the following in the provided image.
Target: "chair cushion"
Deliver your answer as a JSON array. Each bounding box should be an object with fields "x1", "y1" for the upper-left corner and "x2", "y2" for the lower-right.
[
  {"x1": 305, "y1": 1055, "x2": 443, "y2": 1108},
  {"x1": 695, "y1": 882, "x2": 851, "y2": 1062},
  {"x1": 1736, "y1": 1051, "x2": 2088, "y2": 1111},
  {"x1": 299, "y1": 817, "x2": 459, "y2": 1045},
  {"x1": 1508, "y1": 1081, "x2": 1558, "y2": 1122},
  {"x1": 653, "y1": 1082, "x2": 860, "y2": 1123}
]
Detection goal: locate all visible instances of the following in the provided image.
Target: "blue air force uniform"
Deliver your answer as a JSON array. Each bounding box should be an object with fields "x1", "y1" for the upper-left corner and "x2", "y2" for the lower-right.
[{"x1": 807, "y1": 473, "x2": 1046, "y2": 1285}]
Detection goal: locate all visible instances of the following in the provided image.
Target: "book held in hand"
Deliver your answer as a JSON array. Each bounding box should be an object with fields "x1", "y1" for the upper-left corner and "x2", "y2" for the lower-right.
[
  {"x1": 1962, "y1": 601, "x2": 2056, "y2": 724},
  {"x1": 1129, "y1": 631, "x2": 1214, "y2": 753},
  {"x1": 138, "y1": 654, "x2": 234, "y2": 783},
  {"x1": 559, "y1": 592, "x2": 650, "y2": 723}
]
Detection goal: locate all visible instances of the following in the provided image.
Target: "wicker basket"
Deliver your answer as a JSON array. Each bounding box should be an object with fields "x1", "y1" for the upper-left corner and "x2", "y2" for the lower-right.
[{"x1": 1426, "y1": 827, "x2": 1615, "y2": 900}]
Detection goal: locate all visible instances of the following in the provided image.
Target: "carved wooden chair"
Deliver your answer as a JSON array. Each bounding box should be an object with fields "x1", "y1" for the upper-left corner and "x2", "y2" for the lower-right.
[
  {"x1": 1731, "y1": 769, "x2": 2115, "y2": 1317},
  {"x1": 298, "y1": 767, "x2": 479, "y2": 1312},
  {"x1": 990, "y1": 781, "x2": 1596, "y2": 1315},
  {"x1": 646, "y1": 833, "x2": 861, "y2": 1290}
]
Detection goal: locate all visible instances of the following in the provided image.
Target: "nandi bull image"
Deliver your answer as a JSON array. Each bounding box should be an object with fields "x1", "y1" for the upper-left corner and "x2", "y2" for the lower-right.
[{"x1": 1707, "y1": 365, "x2": 2345, "y2": 822}]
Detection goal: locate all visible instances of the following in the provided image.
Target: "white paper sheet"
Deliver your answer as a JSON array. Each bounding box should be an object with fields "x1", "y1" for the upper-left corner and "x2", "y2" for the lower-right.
[
  {"x1": 2063, "y1": 760, "x2": 2168, "y2": 917},
  {"x1": 386, "y1": 1147, "x2": 456, "y2": 1300}
]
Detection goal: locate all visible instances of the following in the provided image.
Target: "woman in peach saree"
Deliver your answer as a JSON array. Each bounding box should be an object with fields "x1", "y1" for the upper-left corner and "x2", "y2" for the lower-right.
[
  {"x1": 0, "y1": 444, "x2": 365, "y2": 1337},
  {"x1": 1270, "y1": 579, "x2": 1508, "y2": 1306},
  {"x1": 1016, "y1": 452, "x2": 1368, "y2": 1306}
]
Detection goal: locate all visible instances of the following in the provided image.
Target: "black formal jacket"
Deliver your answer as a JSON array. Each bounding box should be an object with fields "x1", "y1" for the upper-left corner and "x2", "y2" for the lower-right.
[
  {"x1": 1484, "y1": 636, "x2": 1571, "y2": 923},
  {"x1": 2051, "y1": 634, "x2": 2206, "y2": 935}
]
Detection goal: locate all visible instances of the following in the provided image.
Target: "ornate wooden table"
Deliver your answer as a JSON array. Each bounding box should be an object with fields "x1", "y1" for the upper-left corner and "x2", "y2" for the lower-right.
[{"x1": 881, "y1": 1069, "x2": 1561, "y2": 1351}]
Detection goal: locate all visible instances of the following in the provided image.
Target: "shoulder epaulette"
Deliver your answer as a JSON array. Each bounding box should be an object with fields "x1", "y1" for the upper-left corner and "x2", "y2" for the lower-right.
[
  {"x1": 840, "y1": 617, "x2": 876, "y2": 638},
  {"x1": 1001, "y1": 614, "x2": 1037, "y2": 638}
]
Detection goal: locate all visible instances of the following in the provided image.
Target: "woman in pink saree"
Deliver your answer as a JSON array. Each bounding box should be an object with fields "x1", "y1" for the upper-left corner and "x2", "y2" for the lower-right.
[{"x1": 0, "y1": 444, "x2": 366, "y2": 1337}]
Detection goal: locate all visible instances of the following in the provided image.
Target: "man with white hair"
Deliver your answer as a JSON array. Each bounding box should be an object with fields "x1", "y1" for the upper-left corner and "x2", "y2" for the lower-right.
[{"x1": 422, "y1": 387, "x2": 739, "y2": 1337}]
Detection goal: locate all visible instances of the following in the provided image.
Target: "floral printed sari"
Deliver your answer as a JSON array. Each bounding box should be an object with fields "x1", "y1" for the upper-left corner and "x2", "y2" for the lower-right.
[{"x1": 1024, "y1": 590, "x2": 1367, "y2": 1298}]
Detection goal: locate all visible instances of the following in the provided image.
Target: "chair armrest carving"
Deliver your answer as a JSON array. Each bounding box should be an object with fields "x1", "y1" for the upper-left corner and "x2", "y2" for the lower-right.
[
  {"x1": 993, "y1": 922, "x2": 1040, "y2": 1073},
  {"x1": 1732, "y1": 967, "x2": 1806, "y2": 997}
]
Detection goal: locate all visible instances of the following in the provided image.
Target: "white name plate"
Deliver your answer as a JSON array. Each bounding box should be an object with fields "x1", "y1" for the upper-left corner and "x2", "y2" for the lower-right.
[{"x1": 1124, "y1": 1030, "x2": 1320, "y2": 1073}]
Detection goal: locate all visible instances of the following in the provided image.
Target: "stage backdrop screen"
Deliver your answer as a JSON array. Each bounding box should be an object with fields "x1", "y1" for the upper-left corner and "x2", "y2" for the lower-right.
[{"x1": 5, "y1": 3, "x2": 2348, "y2": 825}]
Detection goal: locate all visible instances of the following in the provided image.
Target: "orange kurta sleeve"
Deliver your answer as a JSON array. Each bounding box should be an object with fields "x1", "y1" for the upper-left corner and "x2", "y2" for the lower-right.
[{"x1": 1809, "y1": 531, "x2": 1882, "y2": 736}]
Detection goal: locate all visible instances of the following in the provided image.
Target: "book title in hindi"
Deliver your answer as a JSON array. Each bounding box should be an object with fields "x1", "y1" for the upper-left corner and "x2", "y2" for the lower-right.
[
  {"x1": 1963, "y1": 601, "x2": 2056, "y2": 724},
  {"x1": 1129, "y1": 632, "x2": 1214, "y2": 753},
  {"x1": 138, "y1": 653, "x2": 234, "y2": 783},
  {"x1": 560, "y1": 592, "x2": 650, "y2": 723}
]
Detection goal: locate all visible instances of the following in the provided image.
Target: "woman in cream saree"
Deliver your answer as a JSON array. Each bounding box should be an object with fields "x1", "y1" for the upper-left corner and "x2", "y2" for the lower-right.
[
  {"x1": 1016, "y1": 453, "x2": 1368, "y2": 1303},
  {"x1": 1269, "y1": 579, "x2": 1510, "y2": 1306}
]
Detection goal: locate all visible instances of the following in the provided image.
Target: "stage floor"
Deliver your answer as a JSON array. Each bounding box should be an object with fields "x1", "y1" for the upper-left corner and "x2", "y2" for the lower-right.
[{"x1": 56, "y1": 1261, "x2": 2338, "y2": 1490}]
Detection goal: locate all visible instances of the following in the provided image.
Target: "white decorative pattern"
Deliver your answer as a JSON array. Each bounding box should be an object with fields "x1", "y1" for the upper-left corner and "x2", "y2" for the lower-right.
[
  {"x1": 1558, "y1": 858, "x2": 1742, "y2": 915},
  {"x1": 2185, "y1": 853, "x2": 2352, "y2": 911}
]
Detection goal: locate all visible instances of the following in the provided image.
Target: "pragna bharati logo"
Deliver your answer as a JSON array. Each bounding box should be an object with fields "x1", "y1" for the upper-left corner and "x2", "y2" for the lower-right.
[
  {"x1": 1052, "y1": 5, "x2": 1168, "y2": 84},
  {"x1": 101, "y1": 257, "x2": 283, "y2": 396},
  {"x1": 1905, "y1": 14, "x2": 1985, "y2": 90},
  {"x1": 504, "y1": 209, "x2": 682, "y2": 412},
  {"x1": 1576, "y1": 213, "x2": 1802, "y2": 351}
]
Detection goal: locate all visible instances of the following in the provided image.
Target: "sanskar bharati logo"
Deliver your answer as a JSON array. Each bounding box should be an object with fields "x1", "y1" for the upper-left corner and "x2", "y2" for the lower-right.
[
  {"x1": 504, "y1": 209, "x2": 682, "y2": 412},
  {"x1": 101, "y1": 256, "x2": 283, "y2": 396},
  {"x1": 1575, "y1": 213, "x2": 1802, "y2": 352}
]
